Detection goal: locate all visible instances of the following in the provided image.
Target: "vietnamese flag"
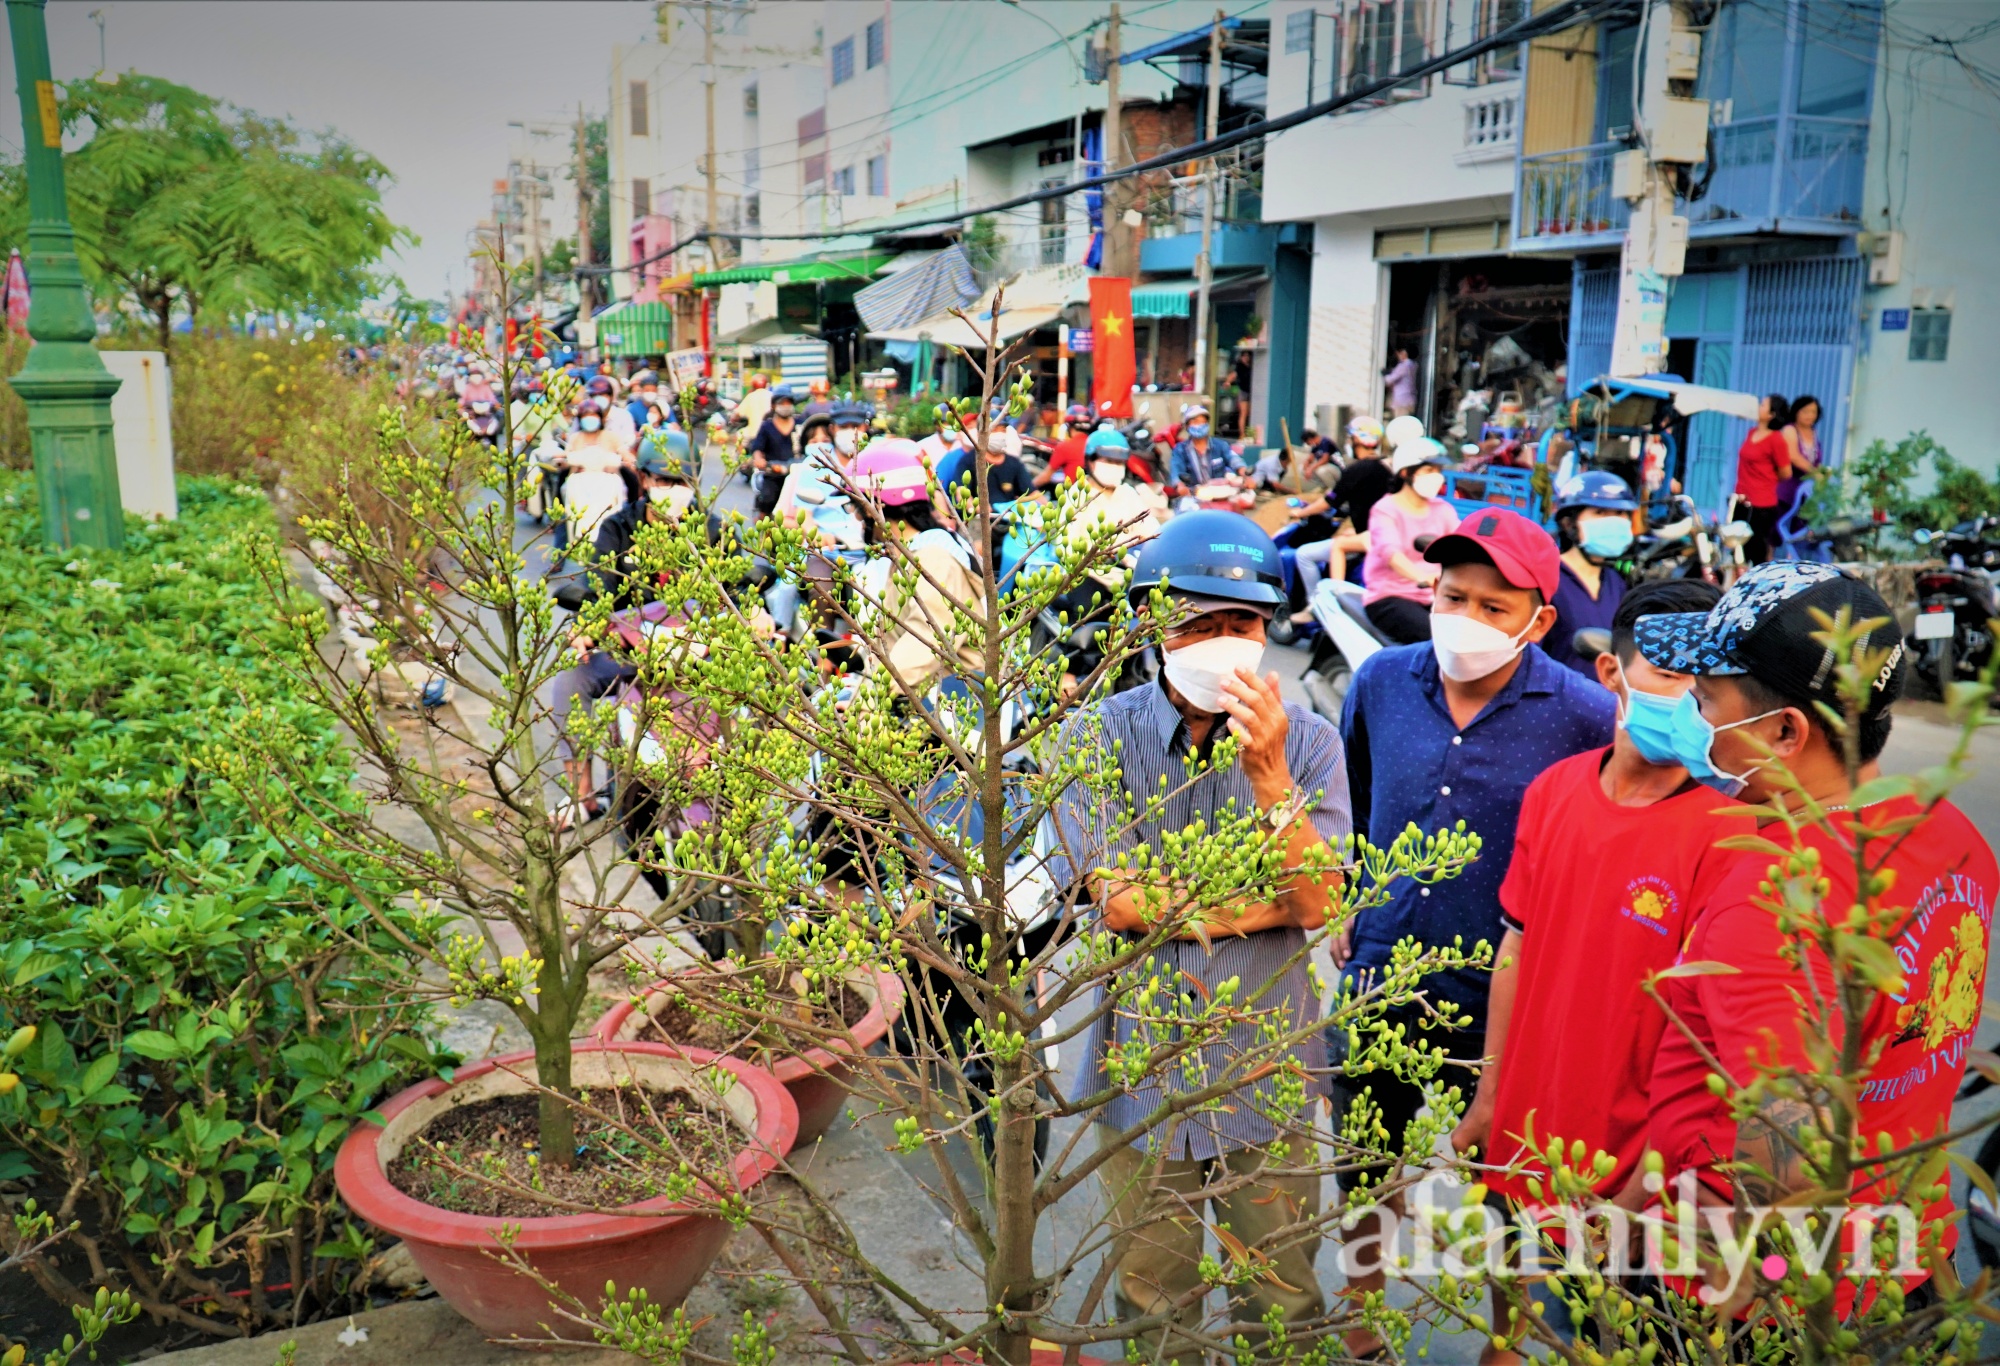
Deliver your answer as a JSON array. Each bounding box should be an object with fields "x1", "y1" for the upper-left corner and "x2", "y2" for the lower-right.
[{"x1": 1089, "y1": 276, "x2": 1135, "y2": 419}]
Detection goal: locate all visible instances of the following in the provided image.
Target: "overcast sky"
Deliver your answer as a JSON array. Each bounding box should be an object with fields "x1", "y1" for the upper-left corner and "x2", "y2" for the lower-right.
[{"x1": 0, "y1": 1, "x2": 653, "y2": 301}]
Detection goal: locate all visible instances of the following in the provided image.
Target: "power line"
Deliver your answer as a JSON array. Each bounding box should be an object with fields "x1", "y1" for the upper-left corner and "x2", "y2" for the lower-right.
[{"x1": 582, "y1": 0, "x2": 1631, "y2": 279}]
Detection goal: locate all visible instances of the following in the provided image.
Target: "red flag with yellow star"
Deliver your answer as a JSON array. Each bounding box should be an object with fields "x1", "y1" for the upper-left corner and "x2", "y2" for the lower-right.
[{"x1": 1088, "y1": 276, "x2": 1135, "y2": 419}]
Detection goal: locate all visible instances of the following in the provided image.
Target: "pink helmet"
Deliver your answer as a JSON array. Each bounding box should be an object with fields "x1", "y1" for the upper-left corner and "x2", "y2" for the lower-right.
[{"x1": 847, "y1": 437, "x2": 930, "y2": 506}]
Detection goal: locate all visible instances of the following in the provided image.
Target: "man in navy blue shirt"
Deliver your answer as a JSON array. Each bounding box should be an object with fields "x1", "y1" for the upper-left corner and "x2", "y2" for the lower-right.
[{"x1": 1328, "y1": 506, "x2": 1614, "y2": 1358}]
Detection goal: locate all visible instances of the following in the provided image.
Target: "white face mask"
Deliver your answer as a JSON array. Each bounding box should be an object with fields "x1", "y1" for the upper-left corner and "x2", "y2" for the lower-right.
[
  {"x1": 1411, "y1": 469, "x2": 1446, "y2": 500},
  {"x1": 1162, "y1": 632, "x2": 1266, "y2": 714},
  {"x1": 649, "y1": 483, "x2": 696, "y2": 516},
  {"x1": 1429, "y1": 609, "x2": 1535, "y2": 683},
  {"x1": 834, "y1": 429, "x2": 860, "y2": 455},
  {"x1": 1090, "y1": 460, "x2": 1127, "y2": 488}
]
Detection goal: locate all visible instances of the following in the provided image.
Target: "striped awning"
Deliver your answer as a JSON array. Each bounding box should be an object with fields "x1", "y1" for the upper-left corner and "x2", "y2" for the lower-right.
[
  {"x1": 854, "y1": 244, "x2": 980, "y2": 333},
  {"x1": 593, "y1": 301, "x2": 676, "y2": 356},
  {"x1": 693, "y1": 252, "x2": 891, "y2": 287},
  {"x1": 1131, "y1": 278, "x2": 1198, "y2": 318}
]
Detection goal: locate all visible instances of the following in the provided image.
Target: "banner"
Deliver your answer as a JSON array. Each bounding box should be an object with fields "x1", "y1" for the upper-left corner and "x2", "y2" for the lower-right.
[
  {"x1": 1088, "y1": 276, "x2": 1135, "y2": 418},
  {"x1": 666, "y1": 348, "x2": 707, "y2": 392}
]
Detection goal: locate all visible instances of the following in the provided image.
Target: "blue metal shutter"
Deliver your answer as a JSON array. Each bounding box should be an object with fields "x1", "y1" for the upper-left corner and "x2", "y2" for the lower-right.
[
  {"x1": 1730, "y1": 256, "x2": 1864, "y2": 472},
  {"x1": 1567, "y1": 265, "x2": 1618, "y2": 396}
]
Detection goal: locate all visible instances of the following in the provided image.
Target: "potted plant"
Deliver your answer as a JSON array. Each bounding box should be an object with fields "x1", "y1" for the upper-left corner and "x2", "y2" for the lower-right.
[
  {"x1": 332, "y1": 1041, "x2": 794, "y2": 1340},
  {"x1": 216, "y1": 261, "x2": 795, "y2": 1333}
]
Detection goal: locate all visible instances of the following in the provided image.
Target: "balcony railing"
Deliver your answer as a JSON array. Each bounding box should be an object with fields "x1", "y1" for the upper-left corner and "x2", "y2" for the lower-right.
[
  {"x1": 1515, "y1": 115, "x2": 1868, "y2": 248},
  {"x1": 1457, "y1": 88, "x2": 1519, "y2": 165}
]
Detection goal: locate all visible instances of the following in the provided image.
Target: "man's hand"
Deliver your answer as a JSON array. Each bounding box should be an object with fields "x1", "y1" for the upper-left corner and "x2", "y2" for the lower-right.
[
  {"x1": 1450, "y1": 1096, "x2": 1493, "y2": 1158},
  {"x1": 1217, "y1": 668, "x2": 1290, "y2": 803}
]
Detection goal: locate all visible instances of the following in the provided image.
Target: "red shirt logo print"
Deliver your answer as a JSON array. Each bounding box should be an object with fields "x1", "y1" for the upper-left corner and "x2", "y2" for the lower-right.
[{"x1": 1620, "y1": 874, "x2": 1678, "y2": 936}]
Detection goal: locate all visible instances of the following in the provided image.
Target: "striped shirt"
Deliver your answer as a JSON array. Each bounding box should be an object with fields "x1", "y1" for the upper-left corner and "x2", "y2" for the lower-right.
[{"x1": 1050, "y1": 679, "x2": 1350, "y2": 1159}]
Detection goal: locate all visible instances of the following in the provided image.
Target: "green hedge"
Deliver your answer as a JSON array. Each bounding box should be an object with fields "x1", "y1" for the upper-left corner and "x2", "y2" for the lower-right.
[{"x1": 0, "y1": 476, "x2": 446, "y2": 1337}]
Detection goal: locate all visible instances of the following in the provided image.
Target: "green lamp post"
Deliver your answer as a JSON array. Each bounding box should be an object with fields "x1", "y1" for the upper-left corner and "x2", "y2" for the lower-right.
[{"x1": 7, "y1": 0, "x2": 121, "y2": 551}]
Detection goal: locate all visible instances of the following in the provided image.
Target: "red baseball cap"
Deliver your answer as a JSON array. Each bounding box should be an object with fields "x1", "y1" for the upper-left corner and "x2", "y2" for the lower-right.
[{"x1": 1423, "y1": 507, "x2": 1561, "y2": 600}]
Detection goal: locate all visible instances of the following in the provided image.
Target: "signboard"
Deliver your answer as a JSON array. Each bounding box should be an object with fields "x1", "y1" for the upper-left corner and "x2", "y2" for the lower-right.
[
  {"x1": 1880, "y1": 308, "x2": 1911, "y2": 332},
  {"x1": 1068, "y1": 327, "x2": 1094, "y2": 353},
  {"x1": 666, "y1": 347, "x2": 706, "y2": 391}
]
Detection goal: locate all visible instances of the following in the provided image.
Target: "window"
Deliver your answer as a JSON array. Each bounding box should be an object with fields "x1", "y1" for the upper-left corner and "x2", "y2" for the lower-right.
[
  {"x1": 831, "y1": 37, "x2": 855, "y2": 85},
  {"x1": 1285, "y1": 8, "x2": 1315, "y2": 54},
  {"x1": 804, "y1": 151, "x2": 827, "y2": 187},
  {"x1": 866, "y1": 18, "x2": 886, "y2": 69},
  {"x1": 1037, "y1": 144, "x2": 1074, "y2": 167},
  {"x1": 631, "y1": 178, "x2": 651, "y2": 220},
  {"x1": 1346, "y1": 0, "x2": 1427, "y2": 96},
  {"x1": 1796, "y1": 0, "x2": 1881, "y2": 119},
  {"x1": 745, "y1": 193, "x2": 761, "y2": 225},
  {"x1": 833, "y1": 164, "x2": 856, "y2": 196},
  {"x1": 866, "y1": 154, "x2": 887, "y2": 197},
  {"x1": 1482, "y1": 0, "x2": 1524, "y2": 75},
  {"x1": 1700, "y1": 0, "x2": 1786, "y2": 122},
  {"x1": 629, "y1": 80, "x2": 649, "y2": 137},
  {"x1": 1595, "y1": 22, "x2": 1640, "y2": 139},
  {"x1": 1040, "y1": 178, "x2": 1067, "y2": 264},
  {"x1": 798, "y1": 107, "x2": 826, "y2": 142},
  {"x1": 1909, "y1": 308, "x2": 1952, "y2": 362},
  {"x1": 743, "y1": 82, "x2": 758, "y2": 114}
]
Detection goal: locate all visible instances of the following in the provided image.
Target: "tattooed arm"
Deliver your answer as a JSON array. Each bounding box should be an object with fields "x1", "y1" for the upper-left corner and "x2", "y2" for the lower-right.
[{"x1": 1732, "y1": 1095, "x2": 1828, "y2": 1204}]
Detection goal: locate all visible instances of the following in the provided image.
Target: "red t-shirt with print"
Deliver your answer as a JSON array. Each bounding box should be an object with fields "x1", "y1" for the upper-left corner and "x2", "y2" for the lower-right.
[
  {"x1": 1485, "y1": 748, "x2": 1746, "y2": 1203},
  {"x1": 1648, "y1": 797, "x2": 1998, "y2": 1290}
]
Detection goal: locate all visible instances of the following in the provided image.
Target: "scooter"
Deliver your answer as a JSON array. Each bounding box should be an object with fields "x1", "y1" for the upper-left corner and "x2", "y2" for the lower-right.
[
  {"x1": 1266, "y1": 517, "x2": 1325, "y2": 648},
  {"x1": 1300, "y1": 578, "x2": 1391, "y2": 721},
  {"x1": 1908, "y1": 520, "x2": 2000, "y2": 697},
  {"x1": 464, "y1": 400, "x2": 501, "y2": 446}
]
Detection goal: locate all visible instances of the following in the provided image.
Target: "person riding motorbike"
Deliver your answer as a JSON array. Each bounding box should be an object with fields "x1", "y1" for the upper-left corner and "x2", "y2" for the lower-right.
[
  {"x1": 1035, "y1": 404, "x2": 1094, "y2": 489},
  {"x1": 1361, "y1": 435, "x2": 1460, "y2": 644},
  {"x1": 1046, "y1": 430, "x2": 1166, "y2": 694},
  {"x1": 559, "y1": 397, "x2": 630, "y2": 549},
  {"x1": 733, "y1": 372, "x2": 775, "y2": 432},
  {"x1": 846, "y1": 438, "x2": 982, "y2": 691},
  {"x1": 1168, "y1": 404, "x2": 1249, "y2": 494},
  {"x1": 915, "y1": 402, "x2": 971, "y2": 471},
  {"x1": 1545, "y1": 470, "x2": 1639, "y2": 676},
  {"x1": 1284, "y1": 417, "x2": 1393, "y2": 624},
  {"x1": 747, "y1": 384, "x2": 800, "y2": 520},
  {"x1": 459, "y1": 367, "x2": 501, "y2": 445}
]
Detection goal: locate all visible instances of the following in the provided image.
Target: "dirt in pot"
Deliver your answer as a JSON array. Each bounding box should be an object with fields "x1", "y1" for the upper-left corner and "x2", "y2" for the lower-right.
[
  {"x1": 635, "y1": 976, "x2": 873, "y2": 1062},
  {"x1": 387, "y1": 1087, "x2": 740, "y2": 1218}
]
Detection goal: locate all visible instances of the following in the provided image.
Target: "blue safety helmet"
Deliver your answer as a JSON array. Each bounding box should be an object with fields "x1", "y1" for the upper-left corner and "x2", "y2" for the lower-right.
[
  {"x1": 830, "y1": 397, "x2": 871, "y2": 425},
  {"x1": 637, "y1": 428, "x2": 697, "y2": 482},
  {"x1": 1127, "y1": 509, "x2": 1284, "y2": 610},
  {"x1": 1084, "y1": 427, "x2": 1131, "y2": 458},
  {"x1": 1554, "y1": 469, "x2": 1639, "y2": 514}
]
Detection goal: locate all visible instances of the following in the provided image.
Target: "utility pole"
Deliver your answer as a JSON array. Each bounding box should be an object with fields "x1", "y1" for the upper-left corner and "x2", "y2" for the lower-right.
[
  {"x1": 574, "y1": 103, "x2": 594, "y2": 311},
  {"x1": 1190, "y1": 10, "x2": 1223, "y2": 396},
  {"x1": 1100, "y1": 3, "x2": 1129, "y2": 278},
  {"x1": 1609, "y1": 0, "x2": 1705, "y2": 376},
  {"x1": 6, "y1": 0, "x2": 123, "y2": 551},
  {"x1": 703, "y1": 1, "x2": 720, "y2": 272}
]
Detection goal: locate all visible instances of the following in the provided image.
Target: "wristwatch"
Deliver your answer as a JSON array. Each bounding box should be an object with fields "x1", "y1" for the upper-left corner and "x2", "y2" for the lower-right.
[{"x1": 1265, "y1": 789, "x2": 1307, "y2": 833}]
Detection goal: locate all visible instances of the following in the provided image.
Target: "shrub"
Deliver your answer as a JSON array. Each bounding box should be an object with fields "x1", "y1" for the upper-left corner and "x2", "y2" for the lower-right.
[{"x1": 0, "y1": 475, "x2": 447, "y2": 1341}]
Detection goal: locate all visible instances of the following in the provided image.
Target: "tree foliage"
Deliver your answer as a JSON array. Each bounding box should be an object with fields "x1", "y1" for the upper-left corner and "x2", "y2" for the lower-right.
[{"x1": 0, "y1": 74, "x2": 411, "y2": 348}]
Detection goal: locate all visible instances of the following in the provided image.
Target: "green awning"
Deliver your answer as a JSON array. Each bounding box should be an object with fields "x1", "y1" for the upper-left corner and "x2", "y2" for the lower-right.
[
  {"x1": 693, "y1": 253, "x2": 893, "y2": 287},
  {"x1": 1131, "y1": 279, "x2": 1197, "y2": 319},
  {"x1": 594, "y1": 301, "x2": 676, "y2": 356}
]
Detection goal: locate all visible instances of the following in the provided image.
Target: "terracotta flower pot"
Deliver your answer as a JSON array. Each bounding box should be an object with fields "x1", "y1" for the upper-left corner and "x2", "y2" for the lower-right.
[
  {"x1": 334, "y1": 1041, "x2": 796, "y2": 1343},
  {"x1": 592, "y1": 966, "x2": 905, "y2": 1146}
]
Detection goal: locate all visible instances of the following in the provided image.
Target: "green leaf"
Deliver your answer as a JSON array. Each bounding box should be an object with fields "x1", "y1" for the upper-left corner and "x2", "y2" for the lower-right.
[
  {"x1": 1652, "y1": 961, "x2": 1742, "y2": 979},
  {"x1": 123, "y1": 1030, "x2": 183, "y2": 1062},
  {"x1": 12, "y1": 951, "x2": 64, "y2": 986},
  {"x1": 76, "y1": 1053, "x2": 118, "y2": 1098},
  {"x1": 1847, "y1": 774, "x2": 1917, "y2": 809}
]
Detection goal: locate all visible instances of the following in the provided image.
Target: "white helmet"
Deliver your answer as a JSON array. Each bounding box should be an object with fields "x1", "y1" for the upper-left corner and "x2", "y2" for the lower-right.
[
  {"x1": 1390, "y1": 435, "x2": 1450, "y2": 474},
  {"x1": 1384, "y1": 414, "x2": 1427, "y2": 451}
]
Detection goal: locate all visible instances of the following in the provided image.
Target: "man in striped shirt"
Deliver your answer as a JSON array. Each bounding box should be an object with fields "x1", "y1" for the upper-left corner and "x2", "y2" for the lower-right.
[{"x1": 1051, "y1": 511, "x2": 1347, "y2": 1357}]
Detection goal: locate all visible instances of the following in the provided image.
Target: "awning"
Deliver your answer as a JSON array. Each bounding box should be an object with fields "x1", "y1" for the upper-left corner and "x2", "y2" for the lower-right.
[
  {"x1": 854, "y1": 243, "x2": 980, "y2": 333},
  {"x1": 693, "y1": 252, "x2": 892, "y2": 287},
  {"x1": 654, "y1": 271, "x2": 697, "y2": 294},
  {"x1": 868, "y1": 261, "x2": 1081, "y2": 345},
  {"x1": 1129, "y1": 272, "x2": 1259, "y2": 319},
  {"x1": 592, "y1": 301, "x2": 676, "y2": 356},
  {"x1": 1598, "y1": 375, "x2": 1762, "y2": 420}
]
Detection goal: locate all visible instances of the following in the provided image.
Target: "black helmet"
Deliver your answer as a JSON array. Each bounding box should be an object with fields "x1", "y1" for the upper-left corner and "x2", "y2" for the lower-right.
[{"x1": 1127, "y1": 510, "x2": 1284, "y2": 609}]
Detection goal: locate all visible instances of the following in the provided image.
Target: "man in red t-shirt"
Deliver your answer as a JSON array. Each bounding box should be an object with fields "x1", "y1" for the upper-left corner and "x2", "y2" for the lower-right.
[
  {"x1": 1035, "y1": 404, "x2": 1091, "y2": 489},
  {"x1": 1453, "y1": 579, "x2": 1734, "y2": 1199},
  {"x1": 1635, "y1": 562, "x2": 1998, "y2": 1309}
]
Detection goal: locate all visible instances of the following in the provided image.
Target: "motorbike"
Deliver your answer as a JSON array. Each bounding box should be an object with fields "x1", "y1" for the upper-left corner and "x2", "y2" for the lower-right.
[
  {"x1": 1266, "y1": 516, "x2": 1330, "y2": 648},
  {"x1": 1629, "y1": 494, "x2": 1750, "y2": 584},
  {"x1": 1908, "y1": 520, "x2": 2000, "y2": 696},
  {"x1": 1299, "y1": 577, "x2": 1391, "y2": 721},
  {"x1": 464, "y1": 399, "x2": 501, "y2": 446}
]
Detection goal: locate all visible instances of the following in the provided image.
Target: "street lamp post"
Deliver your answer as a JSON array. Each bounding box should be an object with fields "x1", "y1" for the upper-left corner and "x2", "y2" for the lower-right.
[{"x1": 6, "y1": 0, "x2": 122, "y2": 551}]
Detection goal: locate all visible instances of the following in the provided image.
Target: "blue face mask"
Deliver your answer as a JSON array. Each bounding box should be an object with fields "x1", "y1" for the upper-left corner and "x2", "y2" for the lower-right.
[
  {"x1": 1614, "y1": 664, "x2": 1685, "y2": 767},
  {"x1": 1580, "y1": 516, "x2": 1634, "y2": 559},
  {"x1": 1663, "y1": 690, "x2": 1783, "y2": 797},
  {"x1": 1188, "y1": 422, "x2": 1211, "y2": 439}
]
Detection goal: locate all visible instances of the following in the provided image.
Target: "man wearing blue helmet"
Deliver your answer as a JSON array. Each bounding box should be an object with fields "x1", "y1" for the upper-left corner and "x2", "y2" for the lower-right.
[
  {"x1": 1049, "y1": 509, "x2": 1346, "y2": 1355},
  {"x1": 1545, "y1": 470, "x2": 1639, "y2": 676}
]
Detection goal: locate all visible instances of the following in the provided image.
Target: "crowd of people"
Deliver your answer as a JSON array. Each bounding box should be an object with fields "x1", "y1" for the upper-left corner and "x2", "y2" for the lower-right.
[{"x1": 432, "y1": 341, "x2": 1992, "y2": 1359}]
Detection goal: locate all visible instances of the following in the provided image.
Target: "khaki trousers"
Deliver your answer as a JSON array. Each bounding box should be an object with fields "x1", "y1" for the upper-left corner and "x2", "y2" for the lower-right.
[{"x1": 1095, "y1": 1127, "x2": 1325, "y2": 1362}]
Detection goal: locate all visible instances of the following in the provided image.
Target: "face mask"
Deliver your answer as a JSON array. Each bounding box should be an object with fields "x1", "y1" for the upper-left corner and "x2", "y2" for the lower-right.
[
  {"x1": 1091, "y1": 460, "x2": 1127, "y2": 487},
  {"x1": 1430, "y1": 609, "x2": 1535, "y2": 683},
  {"x1": 1411, "y1": 469, "x2": 1446, "y2": 500},
  {"x1": 649, "y1": 483, "x2": 696, "y2": 516},
  {"x1": 806, "y1": 440, "x2": 835, "y2": 460},
  {"x1": 1187, "y1": 423, "x2": 1211, "y2": 439},
  {"x1": 987, "y1": 436, "x2": 1010, "y2": 454},
  {"x1": 1612, "y1": 660, "x2": 1686, "y2": 767},
  {"x1": 580, "y1": 415, "x2": 603, "y2": 433},
  {"x1": 1580, "y1": 517, "x2": 1635, "y2": 559},
  {"x1": 774, "y1": 404, "x2": 795, "y2": 418},
  {"x1": 835, "y1": 429, "x2": 860, "y2": 455},
  {"x1": 1664, "y1": 691, "x2": 1782, "y2": 797},
  {"x1": 1162, "y1": 632, "x2": 1267, "y2": 714}
]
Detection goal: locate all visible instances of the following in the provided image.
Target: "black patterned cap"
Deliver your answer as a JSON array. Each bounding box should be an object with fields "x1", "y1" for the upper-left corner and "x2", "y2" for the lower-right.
[{"x1": 1634, "y1": 561, "x2": 1905, "y2": 713}]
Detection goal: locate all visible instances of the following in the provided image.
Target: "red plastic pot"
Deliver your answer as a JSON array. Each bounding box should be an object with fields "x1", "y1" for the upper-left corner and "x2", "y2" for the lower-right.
[
  {"x1": 334, "y1": 1041, "x2": 796, "y2": 1343},
  {"x1": 592, "y1": 966, "x2": 905, "y2": 1146}
]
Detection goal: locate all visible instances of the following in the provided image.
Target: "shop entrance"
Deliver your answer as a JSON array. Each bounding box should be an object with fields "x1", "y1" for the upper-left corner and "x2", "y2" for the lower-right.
[{"x1": 1384, "y1": 255, "x2": 1573, "y2": 441}]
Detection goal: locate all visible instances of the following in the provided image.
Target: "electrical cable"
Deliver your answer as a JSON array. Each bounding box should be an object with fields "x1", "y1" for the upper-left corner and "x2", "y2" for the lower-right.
[{"x1": 579, "y1": 0, "x2": 1634, "y2": 278}]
